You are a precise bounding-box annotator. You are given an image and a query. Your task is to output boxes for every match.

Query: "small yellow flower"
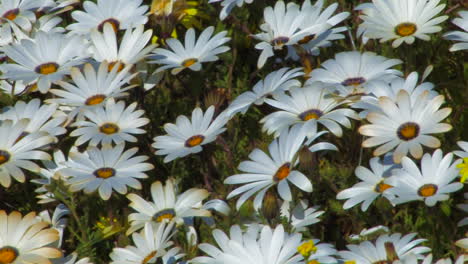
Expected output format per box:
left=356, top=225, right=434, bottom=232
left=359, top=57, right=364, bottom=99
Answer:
left=456, top=158, right=468, bottom=183
left=297, top=240, right=317, bottom=258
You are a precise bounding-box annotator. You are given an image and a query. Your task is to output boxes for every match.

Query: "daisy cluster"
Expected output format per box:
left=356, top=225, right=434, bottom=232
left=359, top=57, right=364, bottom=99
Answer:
left=0, top=0, right=466, bottom=263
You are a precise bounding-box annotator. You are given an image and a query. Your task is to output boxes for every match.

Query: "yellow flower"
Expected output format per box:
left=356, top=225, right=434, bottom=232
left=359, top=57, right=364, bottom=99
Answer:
left=456, top=158, right=468, bottom=183
left=297, top=240, right=317, bottom=258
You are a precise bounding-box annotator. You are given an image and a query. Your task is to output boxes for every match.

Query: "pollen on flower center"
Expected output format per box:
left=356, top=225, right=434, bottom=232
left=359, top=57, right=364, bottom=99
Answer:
left=0, top=246, right=19, bottom=264
left=35, top=62, right=59, bottom=75
left=374, top=181, right=393, bottom=193
left=185, top=135, right=205, bottom=148
left=153, top=209, right=175, bottom=222
left=344, top=261, right=356, bottom=264
left=308, top=260, right=320, bottom=264
left=397, top=122, right=420, bottom=141
left=299, top=109, right=323, bottom=121
left=85, top=94, right=106, bottom=106
left=297, top=240, right=317, bottom=258
left=98, top=18, right=120, bottom=32
left=395, top=23, right=417, bottom=37
left=274, top=163, right=291, bottom=181
left=342, top=77, right=366, bottom=86
left=417, top=184, right=438, bottom=197
left=99, top=123, right=120, bottom=135
left=272, top=36, right=290, bottom=48
left=108, top=61, right=125, bottom=72
left=298, top=34, right=316, bottom=45
left=93, top=167, right=116, bottom=179
left=2, top=8, right=19, bottom=20
left=182, top=58, right=198, bottom=68
left=142, top=250, right=158, bottom=264
left=0, top=150, right=11, bottom=166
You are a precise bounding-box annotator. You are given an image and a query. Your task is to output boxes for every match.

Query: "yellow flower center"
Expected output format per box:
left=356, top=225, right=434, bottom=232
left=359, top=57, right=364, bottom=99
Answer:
left=308, top=261, right=320, bottom=264
left=93, top=167, right=116, bottom=179
left=99, top=123, right=120, bottom=135
left=374, top=181, right=393, bottom=193
left=98, top=18, right=120, bottom=32
left=85, top=94, right=106, bottom=106
left=2, top=8, right=19, bottom=20
left=417, top=184, right=438, bottom=197
left=344, top=261, right=356, bottom=264
left=182, top=58, right=198, bottom=68
left=0, top=246, right=18, bottom=264
left=0, top=150, right=11, bottom=166
left=35, top=62, right=59, bottom=75
left=274, top=163, right=291, bottom=181
left=299, top=109, right=323, bottom=121
left=456, top=158, right=468, bottom=183
left=297, top=240, right=317, bottom=258
left=142, top=250, right=158, bottom=264
left=395, top=23, right=417, bottom=37
left=397, top=122, right=420, bottom=141
left=153, top=209, right=175, bottom=222
left=108, top=61, right=125, bottom=72
left=185, top=135, right=204, bottom=148
left=342, top=77, right=366, bottom=86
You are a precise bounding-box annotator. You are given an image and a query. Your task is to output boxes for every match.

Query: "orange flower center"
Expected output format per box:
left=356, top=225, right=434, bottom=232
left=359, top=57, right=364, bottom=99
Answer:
left=274, top=163, right=291, bottom=181
left=153, top=209, right=175, bottom=222
left=299, top=109, right=323, bottom=121
left=2, top=9, right=19, bottom=20
left=0, top=150, right=11, bottom=166
left=395, top=23, right=417, bottom=37
left=98, top=18, right=120, bottom=32
left=182, top=58, right=198, bottom=68
left=298, top=34, right=316, bottom=45
left=99, top=123, right=120, bottom=135
left=94, top=167, right=116, bottom=179
left=185, top=135, right=204, bottom=148
left=35, top=62, right=59, bottom=75
left=397, top=122, right=420, bottom=141
left=85, top=94, right=106, bottom=106
left=417, top=184, right=438, bottom=197
left=374, top=181, right=393, bottom=193
left=0, top=246, right=18, bottom=264
left=142, top=250, right=158, bottom=264
left=108, top=61, right=125, bottom=72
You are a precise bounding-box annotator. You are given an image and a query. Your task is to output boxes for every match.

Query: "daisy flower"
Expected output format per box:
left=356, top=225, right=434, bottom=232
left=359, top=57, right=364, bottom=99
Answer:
left=225, top=67, right=303, bottom=117
left=386, top=149, right=463, bottom=207
left=359, top=90, right=452, bottom=163
left=193, top=224, right=304, bottom=264
left=0, top=119, right=54, bottom=187
left=90, top=24, right=157, bottom=70
left=126, top=178, right=211, bottom=234
left=0, top=210, right=62, bottom=263
left=61, top=143, right=154, bottom=200
left=356, top=0, right=449, bottom=48
left=444, top=11, right=468, bottom=52
left=37, top=204, right=69, bottom=248
left=337, top=155, right=399, bottom=211
left=254, top=1, right=328, bottom=68
left=150, top=26, right=230, bottom=75
left=261, top=84, right=358, bottom=138
left=339, top=232, right=430, bottom=264
left=208, top=0, right=253, bottom=20
left=307, top=51, right=402, bottom=100
left=109, top=222, right=177, bottom=264
left=70, top=98, right=149, bottom=146
left=0, top=0, right=43, bottom=31
left=0, top=31, right=88, bottom=94
left=47, top=62, right=136, bottom=119
left=152, top=106, right=229, bottom=163
left=0, top=99, right=67, bottom=139
left=0, top=80, right=28, bottom=96
left=52, top=253, right=93, bottom=264
left=67, top=0, right=148, bottom=35
left=280, top=199, right=324, bottom=232
left=224, top=125, right=312, bottom=210
left=454, top=141, right=468, bottom=158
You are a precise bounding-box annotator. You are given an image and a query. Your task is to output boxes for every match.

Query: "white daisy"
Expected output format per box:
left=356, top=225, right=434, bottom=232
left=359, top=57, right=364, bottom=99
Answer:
left=359, top=90, right=452, bottom=163
left=280, top=199, right=324, bottom=232
left=444, top=11, right=468, bottom=52
left=0, top=31, right=88, bottom=94
left=70, top=98, right=149, bottom=146
left=67, top=0, right=148, bottom=35
left=0, top=0, right=42, bottom=31
left=61, top=143, right=154, bottom=200
left=225, top=67, right=303, bottom=117
left=150, top=26, right=230, bottom=75
left=0, top=210, right=62, bottom=264
left=0, top=119, right=54, bottom=187
left=37, top=204, right=69, bottom=248
left=339, top=232, right=430, bottom=264
left=193, top=224, right=303, bottom=264
left=0, top=99, right=67, bottom=139
left=152, top=106, right=229, bottom=163
left=47, top=62, right=136, bottom=119
left=224, top=125, right=312, bottom=210
left=356, top=0, right=449, bottom=47
left=126, top=178, right=211, bottom=234
left=261, top=84, right=358, bottom=138
left=90, top=24, right=157, bottom=70
left=208, top=0, right=253, bottom=20
left=109, top=222, right=177, bottom=264
left=386, top=149, right=463, bottom=207
left=307, top=51, right=402, bottom=100
left=454, top=141, right=468, bottom=158
left=254, top=0, right=329, bottom=68
left=336, top=155, right=399, bottom=211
